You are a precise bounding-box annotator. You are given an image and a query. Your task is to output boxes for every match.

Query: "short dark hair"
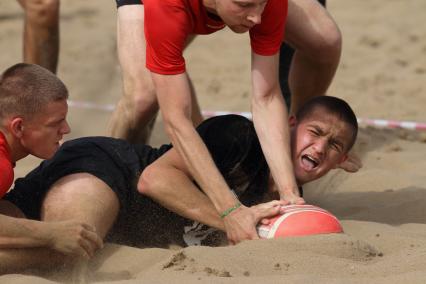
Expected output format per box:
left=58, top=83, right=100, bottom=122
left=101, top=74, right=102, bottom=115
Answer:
left=0, top=63, right=68, bottom=120
left=296, top=96, right=358, bottom=151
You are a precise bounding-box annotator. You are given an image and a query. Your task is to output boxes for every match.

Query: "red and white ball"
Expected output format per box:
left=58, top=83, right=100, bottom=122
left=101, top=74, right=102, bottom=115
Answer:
left=257, top=204, right=343, bottom=239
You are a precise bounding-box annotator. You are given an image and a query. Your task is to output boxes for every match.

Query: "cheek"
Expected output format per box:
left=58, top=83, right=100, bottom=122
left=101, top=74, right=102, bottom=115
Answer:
left=322, top=152, right=343, bottom=170
left=295, top=134, right=313, bottom=153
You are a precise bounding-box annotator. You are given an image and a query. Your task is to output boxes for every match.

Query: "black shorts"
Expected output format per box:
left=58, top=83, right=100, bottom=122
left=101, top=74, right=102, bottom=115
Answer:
left=4, top=137, right=216, bottom=247
left=115, top=0, right=143, bottom=8
left=4, top=137, right=170, bottom=220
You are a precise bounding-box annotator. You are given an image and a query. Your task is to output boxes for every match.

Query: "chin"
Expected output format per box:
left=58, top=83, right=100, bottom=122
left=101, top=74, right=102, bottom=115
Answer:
left=229, top=25, right=249, bottom=33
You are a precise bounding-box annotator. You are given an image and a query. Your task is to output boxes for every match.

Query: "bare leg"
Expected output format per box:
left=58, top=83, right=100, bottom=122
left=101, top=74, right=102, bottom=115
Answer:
left=109, top=6, right=203, bottom=143
left=0, top=173, right=119, bottom=277
left=285, top=0, right=342, bottom=114
left=17, top=0, right=60, bottom=73
left=109, top=5, right=158, bottom=144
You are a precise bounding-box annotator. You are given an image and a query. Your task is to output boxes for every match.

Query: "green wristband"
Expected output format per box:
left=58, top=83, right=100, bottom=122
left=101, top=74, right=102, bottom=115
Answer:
left=220, top=202, right=242, bottom=219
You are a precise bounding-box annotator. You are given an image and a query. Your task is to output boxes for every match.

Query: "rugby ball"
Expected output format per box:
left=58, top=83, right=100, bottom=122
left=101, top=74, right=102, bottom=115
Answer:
left=257, top=204, right=343, bottom=239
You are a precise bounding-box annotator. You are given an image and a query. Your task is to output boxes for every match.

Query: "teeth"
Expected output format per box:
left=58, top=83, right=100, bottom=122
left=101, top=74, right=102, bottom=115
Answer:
left=302, top=155, right=319, bottom=169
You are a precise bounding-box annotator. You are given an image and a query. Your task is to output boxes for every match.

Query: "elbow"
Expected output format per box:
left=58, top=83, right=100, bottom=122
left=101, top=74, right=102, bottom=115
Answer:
left=251, top=87, right=279, bottom=107
left=137, top=165, right=157, bottom=196
left=26, top=0, right=60, bottom=26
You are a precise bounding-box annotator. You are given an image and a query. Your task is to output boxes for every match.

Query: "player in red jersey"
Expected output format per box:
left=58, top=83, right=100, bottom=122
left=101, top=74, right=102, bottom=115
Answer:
left=110, top=0, right=342, bottom=244
left=0, top=63, right=102, bottom=259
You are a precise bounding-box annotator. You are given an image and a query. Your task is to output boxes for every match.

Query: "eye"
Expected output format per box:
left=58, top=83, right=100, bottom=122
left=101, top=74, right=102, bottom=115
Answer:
left=330, top=142, right=342, bottom=152
left=237, top=3, right=250, bottom=8
left=309, top=130, right=319, bottom=136
left=235, top=1, right=251, bottom=8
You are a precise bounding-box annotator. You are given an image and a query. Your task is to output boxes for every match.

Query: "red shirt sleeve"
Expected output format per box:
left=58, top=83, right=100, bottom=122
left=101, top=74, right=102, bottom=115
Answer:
left=0, top=152, right=14, bottom=198
left=250, top=0, right=287, bottom=56
left=144, top=0, right=191, bottom=75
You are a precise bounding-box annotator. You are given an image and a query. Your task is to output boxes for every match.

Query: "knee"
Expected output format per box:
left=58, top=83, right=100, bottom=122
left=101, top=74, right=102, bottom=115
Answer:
left=121, top=80, right=158, bottom=115
left=318, top=20, right=342, bottom=60
left=25, top=0, right=59, bottom=26
left=309, top=19, right=342, bottom=63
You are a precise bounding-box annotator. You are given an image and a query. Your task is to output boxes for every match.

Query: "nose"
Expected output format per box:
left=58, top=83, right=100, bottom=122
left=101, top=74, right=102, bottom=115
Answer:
left=247, top=13, right=261, bottom=25
left=247, top=5, right=263, bottom=25
left=313, top=138, right=327, bottom=156
left=61, top=120, right=71, bottom=134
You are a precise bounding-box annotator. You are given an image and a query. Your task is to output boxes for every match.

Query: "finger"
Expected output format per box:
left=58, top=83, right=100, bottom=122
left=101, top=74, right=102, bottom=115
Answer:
left=72, top=243, right=90, bottom=259
left=260, top=218, right=271, bottom=225
left=351, top=155, right=362, bottom=166
left=78, top=249, right=90, bottom=260
left=250, top=228, right=260, bottom=240
left=81, top=223, right=97, bottom=233
left=82, top=230, right=104, bottom=250
left=255, top=205, right=281, bottom=221
left=227, top=235, right=236, bottom=246
left=295, top=198, right=306, bottom=205
left=79, top=238, right=96, bottom=259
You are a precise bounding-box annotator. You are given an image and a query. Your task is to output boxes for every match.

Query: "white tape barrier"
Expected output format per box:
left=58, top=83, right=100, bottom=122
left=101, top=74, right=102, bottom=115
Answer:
left=67, top=100, right=426, bottom=131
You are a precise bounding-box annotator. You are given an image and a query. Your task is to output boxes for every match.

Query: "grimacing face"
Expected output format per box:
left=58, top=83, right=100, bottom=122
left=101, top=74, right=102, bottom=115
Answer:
left=20, top=99, right=71, bottom=159
left=215, top=0, right=267, bottom=33
left=290, top=110, right=353, bottom=185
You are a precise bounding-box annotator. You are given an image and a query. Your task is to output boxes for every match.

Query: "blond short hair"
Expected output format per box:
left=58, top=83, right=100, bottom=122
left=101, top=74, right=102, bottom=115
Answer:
left=0, top=63, right=68, bottom=120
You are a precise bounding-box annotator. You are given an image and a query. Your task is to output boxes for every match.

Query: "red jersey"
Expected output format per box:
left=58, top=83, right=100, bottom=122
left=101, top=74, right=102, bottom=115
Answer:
left=0, top=131, right=14, bottom=198
left=144, top=0, right=287, bottom=75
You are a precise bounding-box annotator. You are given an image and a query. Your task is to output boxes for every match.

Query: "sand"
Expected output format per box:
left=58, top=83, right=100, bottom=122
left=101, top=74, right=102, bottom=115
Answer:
left=1, top=0, right=426, bottom=283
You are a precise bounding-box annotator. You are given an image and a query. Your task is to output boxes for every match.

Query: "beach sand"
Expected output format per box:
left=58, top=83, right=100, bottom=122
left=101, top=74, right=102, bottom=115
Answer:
left=1, top=0, right=426, bottom=283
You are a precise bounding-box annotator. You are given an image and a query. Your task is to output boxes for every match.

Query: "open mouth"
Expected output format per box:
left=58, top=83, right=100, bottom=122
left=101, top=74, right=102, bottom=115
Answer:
left=301, top=154, right=319, bottom=171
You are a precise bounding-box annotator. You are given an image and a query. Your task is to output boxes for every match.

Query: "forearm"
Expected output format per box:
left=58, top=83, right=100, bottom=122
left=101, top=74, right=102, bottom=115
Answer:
left=252, top=93, right=298, bottom=195
left=152, top=73, right=239, bottom=213
left=251, top=53, right=299, bottom=198
left=0, top=214, right=52, bottom=249
left=139, top=164, right=225, bottom=231
left=165, top=119, right=238, bottom=212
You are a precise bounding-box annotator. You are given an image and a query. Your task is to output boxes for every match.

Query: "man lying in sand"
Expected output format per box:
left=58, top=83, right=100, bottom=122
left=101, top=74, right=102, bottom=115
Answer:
left=0, top=63, right=103, bottom=261
left=0, top=96, right=357, bottom=273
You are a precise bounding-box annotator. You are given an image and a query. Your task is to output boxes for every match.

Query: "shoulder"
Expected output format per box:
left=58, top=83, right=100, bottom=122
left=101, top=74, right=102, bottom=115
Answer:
left=197, top=115, right=253, bottom=135
left=0, top=152, right=14, bottom=198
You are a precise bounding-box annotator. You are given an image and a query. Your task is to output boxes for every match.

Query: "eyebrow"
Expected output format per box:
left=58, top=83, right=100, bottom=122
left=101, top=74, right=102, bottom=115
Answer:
left=311, top=125, right=345, bottom=151
left=312, top=125, right=324, bottom=135
left=233, top=0, right=267, bottom=5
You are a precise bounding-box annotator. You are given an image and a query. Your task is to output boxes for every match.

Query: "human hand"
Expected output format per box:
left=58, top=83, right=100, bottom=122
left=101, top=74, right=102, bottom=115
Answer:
left=279, top=190, right=305, bottom=205
left=338, top=152, right=362, bottom=173
left=46, top=220, right=103, bottom=259
left=223, top=200, right=285, bottom=245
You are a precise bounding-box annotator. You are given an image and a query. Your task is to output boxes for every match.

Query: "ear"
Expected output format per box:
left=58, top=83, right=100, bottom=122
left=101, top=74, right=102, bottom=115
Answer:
left=9, top=117, right=25, bottom=138
left=288, top=115, right=297, bottom=127
left=333, top=154, right=348, bottom=169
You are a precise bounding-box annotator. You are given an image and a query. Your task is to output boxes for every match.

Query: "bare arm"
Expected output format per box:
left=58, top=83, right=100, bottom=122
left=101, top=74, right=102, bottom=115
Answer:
left=251, top=52, right=304, bottom=204
left=138, top=149, right=283, bottom=235
left=151, top=72, right=237, bottom=212
left=138, top=149, right=225, bottom=231
left=0, top=200, right=102, bottom=258
left=150, top=72, right=278, bottom=243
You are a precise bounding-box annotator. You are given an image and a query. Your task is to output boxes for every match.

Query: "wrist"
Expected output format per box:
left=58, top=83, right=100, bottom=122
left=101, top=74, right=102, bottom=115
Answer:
left=214, top=188, right=240, bottom=213
left=39, top=222, right=55, bottom=248
left=220, top=202, right=242, bottom=219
